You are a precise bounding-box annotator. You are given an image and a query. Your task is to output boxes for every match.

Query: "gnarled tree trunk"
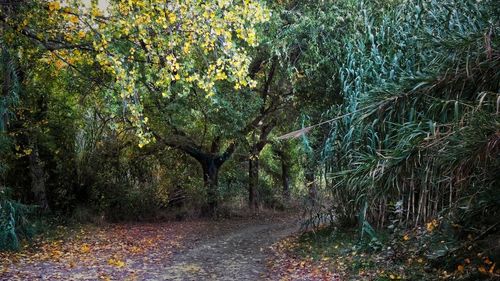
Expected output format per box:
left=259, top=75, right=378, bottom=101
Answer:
left=201, top=157, right=220, bottom=216
left=153, top=132, right=237, bottom=217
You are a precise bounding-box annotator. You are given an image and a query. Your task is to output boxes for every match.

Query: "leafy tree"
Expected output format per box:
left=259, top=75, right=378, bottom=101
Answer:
left=2, top=0, right=273, bottom=214
left=268, top=0, right=347, bottom=207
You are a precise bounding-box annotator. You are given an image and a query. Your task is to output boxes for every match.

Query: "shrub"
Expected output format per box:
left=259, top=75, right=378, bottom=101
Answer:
left=0, top=188, right=35, bottom=251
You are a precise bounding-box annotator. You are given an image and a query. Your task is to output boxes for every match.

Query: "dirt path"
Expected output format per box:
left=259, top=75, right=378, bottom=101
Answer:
left=161, top=216, right=300, bottom=281
left=0, top=213, right=300, bottom=281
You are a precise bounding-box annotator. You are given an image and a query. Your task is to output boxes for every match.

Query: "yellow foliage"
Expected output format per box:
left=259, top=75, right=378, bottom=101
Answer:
left=80, top=244, right=90, bottom=253
left=48, top=1, right=60, bottom=12
left=7, top=0, right=269, bottom=146
left=107, top=258, right=125, bottom=268
left=64, top=14, right=79, bottom=24
left=426, top=219, right=439, bottom=232
left=478, top=265, right=487, bottom=274
left=54, top=60, right=65, bottom=70
left=489, top=263, right=496, bottom=273
left=168, top=13, right=177, bottom=24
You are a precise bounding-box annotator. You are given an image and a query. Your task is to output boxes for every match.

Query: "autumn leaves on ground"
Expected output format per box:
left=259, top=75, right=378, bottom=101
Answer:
left=2, top=212, right=500, bottom=281
left=1, top=212, right=320, bottom=281
left=1, top=221, right=190, bottom=280
left=0, top=212, right=351, bottom=281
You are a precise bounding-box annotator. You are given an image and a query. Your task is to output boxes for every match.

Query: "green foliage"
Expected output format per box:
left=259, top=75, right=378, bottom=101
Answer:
left=0, top=188, right=35, bottom=251
left=0, top=43, right=19, bottom=175
left=275, top=4, right=499, bottom=276
left=290, top=226, right=432, bottom=280
left=316, top=0, right=499, bottom=230
left=0, top=42, right=36, bottom=251
left=0, top=45, right=20, bottom=132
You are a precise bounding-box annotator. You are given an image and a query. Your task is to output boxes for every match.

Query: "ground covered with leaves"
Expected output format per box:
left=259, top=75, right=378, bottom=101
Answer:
left=266, top=224, right=500, bottom=281
left=0, top=212, right=299, bottom=281
left=0, top=222, right=199, bottom=280
left=2, top=213, right=499, bottom=281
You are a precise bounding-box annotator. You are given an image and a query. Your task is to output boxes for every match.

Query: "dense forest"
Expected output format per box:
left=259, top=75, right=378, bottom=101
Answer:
left=0, top=0, right=499, bottom=280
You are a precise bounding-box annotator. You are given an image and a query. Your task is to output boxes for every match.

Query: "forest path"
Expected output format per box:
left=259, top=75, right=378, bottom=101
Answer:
left=0, top=211, right=301, bottom=281
left=161, top=214, right=300, bottom=281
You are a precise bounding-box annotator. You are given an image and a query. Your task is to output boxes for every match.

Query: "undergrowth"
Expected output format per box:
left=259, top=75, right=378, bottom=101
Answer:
left=289, top=223, right=500, bottom=280
left=0, top=188, right=35, bottom=251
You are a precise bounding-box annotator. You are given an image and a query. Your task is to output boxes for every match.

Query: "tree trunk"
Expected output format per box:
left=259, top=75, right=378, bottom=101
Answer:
left=247, top=123, right=273, bottom=209
left=281, top=157, right=291, bottom=200
left=248, top=153, right=259, bottom=209
left=305, top=168, right=317, bottom=206
left=201, top=157, right=219, bottom=216
left=28, top=140, right=49, bottom=212
left=275, top=146, right=292, bottom=201
left=153, top=132, right=237, bottom=217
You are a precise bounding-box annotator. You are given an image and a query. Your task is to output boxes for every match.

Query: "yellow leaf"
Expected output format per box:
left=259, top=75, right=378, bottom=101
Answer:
left=51, top=250, right=62, bottom=258
left=489, top=263, right=496, bottom=273
left=426, top=222, right=434, bottom=232
left=78, top=31, right=86, bottom=39
left=168, top=13, right=176, bottom=24
left=69, top=15, right=79, bottom=24
left=426, top=219, right=439, bottom=232
left=130, top=246, right=142, bottom=254
left=478, top=265, right=487, bottom=274
left=403, top=234, right=410, bottom=241
left=457, top=264, right=464, bottom=273
left=48, top=1, right=60, bottom=12
left=91, top=8, right=103, bottom=17
left=80, top=244, right=90, bottom=253
left=108, top=258, right=125, bottom=268
left=55, top=60, right=65, bottom=70
left=182, top=43, right=191, bottom=54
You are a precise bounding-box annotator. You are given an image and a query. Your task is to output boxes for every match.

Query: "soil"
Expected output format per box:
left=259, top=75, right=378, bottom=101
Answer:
left=0, top=211, right=300, bottom=281
left=161, top=214, right=300, bottom=280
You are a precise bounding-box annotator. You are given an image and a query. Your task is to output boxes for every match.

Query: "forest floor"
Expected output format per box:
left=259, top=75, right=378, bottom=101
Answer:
left=0, top=211, right=303, bottom=281
left=3, top=212, right=495, bottom=280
